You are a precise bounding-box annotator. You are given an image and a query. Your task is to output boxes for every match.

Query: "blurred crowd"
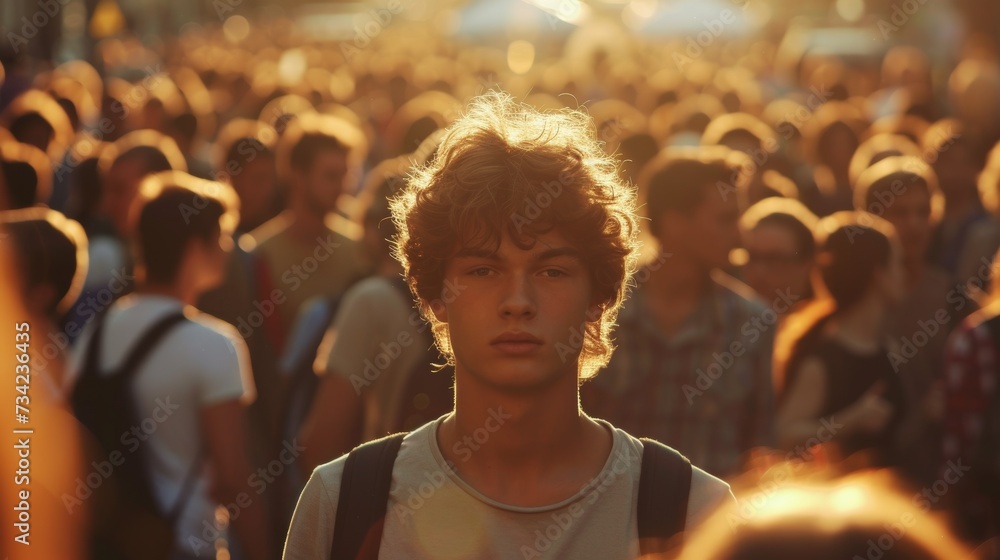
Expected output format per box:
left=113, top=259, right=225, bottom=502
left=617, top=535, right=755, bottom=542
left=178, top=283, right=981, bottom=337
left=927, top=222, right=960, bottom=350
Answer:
left=4, top=4, right=1000, bottom=559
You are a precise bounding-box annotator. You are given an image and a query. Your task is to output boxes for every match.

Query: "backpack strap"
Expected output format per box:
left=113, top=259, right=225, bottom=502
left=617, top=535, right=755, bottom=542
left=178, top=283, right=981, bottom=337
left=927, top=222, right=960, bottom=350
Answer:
left=79, top=310, right=195, bottom=519
left=330, top=432, right=407, bottom=560
left=637, top=438, right=692, bottom=556
left=109, top=312, right=189, bottom=379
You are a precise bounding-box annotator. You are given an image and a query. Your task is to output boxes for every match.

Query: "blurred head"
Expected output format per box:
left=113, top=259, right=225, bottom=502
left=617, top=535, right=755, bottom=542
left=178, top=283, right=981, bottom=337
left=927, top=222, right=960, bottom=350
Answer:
left=678, top=468, right=973, bottom=560
left=803, top=102, right=866, bottom=176
left=814, top=211, right=905, bottom=310
left=854, top=156, right=941, bottom=265
left=128, top=171, right=238, bottom=294
left=642, top=147, right=747, bottom=271
left=0, top=141, right=52, bottom=209
left=357, top=156, right=409, bottom=264
left=739, top=198, right=818, bottom=302
left=98, top=130, right=187, bottom=235
left=0, top=208, right=88, bottom=319
left=213, top=119, right=279, bottom=232
left=0, top=90, right=73, bottom=161
left=923, top=119, right=978, bottom=200
left=390, top=91, right=640, bottom=382
left=277, top=115, right=365, bottom=216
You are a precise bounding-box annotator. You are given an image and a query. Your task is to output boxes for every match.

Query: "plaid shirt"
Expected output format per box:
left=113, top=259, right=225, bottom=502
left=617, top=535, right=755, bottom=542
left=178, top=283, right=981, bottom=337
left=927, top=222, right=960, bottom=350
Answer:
left=942, top=312, right=1000, bottom=534
left=584, top=272, right=776, bottom=478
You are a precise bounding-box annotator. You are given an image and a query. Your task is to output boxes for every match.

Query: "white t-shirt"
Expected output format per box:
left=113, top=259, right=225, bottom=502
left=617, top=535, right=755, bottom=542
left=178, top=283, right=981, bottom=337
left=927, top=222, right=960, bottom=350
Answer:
left=66, top=294, right=256, bottom=558
left=282, top=415, right=734, bottom=560
left=318, top=276, right=426, bottom=440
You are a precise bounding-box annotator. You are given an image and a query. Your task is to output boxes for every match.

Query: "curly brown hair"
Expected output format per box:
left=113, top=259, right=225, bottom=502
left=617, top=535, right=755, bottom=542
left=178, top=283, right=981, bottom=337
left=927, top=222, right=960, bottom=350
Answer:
left=390, top=91, right=641, bottom=379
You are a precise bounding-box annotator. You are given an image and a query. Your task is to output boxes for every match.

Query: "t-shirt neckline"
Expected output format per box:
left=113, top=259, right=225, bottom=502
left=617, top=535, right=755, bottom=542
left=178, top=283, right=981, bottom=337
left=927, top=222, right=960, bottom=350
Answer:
left=421, top=414, right=625, bottom=514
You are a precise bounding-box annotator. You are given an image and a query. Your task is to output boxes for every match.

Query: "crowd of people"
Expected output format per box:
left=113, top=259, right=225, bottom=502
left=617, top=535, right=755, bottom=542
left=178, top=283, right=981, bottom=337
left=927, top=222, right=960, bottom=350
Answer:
left=3, top=7, right=1000, bottom=559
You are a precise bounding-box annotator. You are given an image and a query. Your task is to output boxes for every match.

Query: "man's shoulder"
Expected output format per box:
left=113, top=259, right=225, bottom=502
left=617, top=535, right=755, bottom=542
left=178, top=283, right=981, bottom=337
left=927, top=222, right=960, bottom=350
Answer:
left=710, top=270, right=768, bottom=314
left=615, top=427, right=735, bottom=526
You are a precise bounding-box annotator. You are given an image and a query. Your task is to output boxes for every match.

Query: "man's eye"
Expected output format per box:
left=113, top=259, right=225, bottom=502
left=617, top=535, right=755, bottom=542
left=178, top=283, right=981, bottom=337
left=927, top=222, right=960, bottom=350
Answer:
left=542, top=269, right=567, bottom=277
left=469, top=267, right=494, bottom=277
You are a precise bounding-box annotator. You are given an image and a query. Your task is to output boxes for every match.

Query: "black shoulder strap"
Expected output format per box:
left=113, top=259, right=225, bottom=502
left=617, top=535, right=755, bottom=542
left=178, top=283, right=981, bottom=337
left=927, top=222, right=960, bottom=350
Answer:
left=330, top=432, right=407, bottom=560
left=637, top=438, right=692, bottom=556
left=112, top=312, right=188, bottom=378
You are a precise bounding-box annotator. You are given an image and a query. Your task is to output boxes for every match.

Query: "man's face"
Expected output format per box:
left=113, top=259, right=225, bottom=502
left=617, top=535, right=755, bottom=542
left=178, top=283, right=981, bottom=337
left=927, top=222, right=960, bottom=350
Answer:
left=434, top=229, right=600, bottom=393
left=232, top=155, right=277, bottom=231
left=297, top=150, right=348, bottom=215
left=102, top=158, right=150, bottom=235
left=741, top=223, right=812, bottom=301
left=880, top=187, right=932, bottom=263
left=660, top=184, right=741, bottom=270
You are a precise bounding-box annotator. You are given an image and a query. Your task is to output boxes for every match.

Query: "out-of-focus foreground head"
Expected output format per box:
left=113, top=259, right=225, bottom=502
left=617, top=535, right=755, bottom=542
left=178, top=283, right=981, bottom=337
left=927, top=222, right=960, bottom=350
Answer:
left=677, top=468, right=974, bottom=560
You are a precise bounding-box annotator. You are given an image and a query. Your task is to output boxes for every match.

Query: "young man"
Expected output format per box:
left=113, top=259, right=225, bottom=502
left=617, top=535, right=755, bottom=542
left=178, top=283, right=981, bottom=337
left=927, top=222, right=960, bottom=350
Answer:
left=581, top=148, right=776, bottom=479
left=246, top=115, right=370, bottom=436
left=66, top=171, right=271, bottom=560
left=283, top=93, right=733, bottom=559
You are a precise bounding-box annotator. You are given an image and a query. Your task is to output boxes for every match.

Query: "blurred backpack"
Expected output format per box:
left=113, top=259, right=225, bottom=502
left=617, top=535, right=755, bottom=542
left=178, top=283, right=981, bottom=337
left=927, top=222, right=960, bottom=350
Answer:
left=70, top=311, right=201, bottom=560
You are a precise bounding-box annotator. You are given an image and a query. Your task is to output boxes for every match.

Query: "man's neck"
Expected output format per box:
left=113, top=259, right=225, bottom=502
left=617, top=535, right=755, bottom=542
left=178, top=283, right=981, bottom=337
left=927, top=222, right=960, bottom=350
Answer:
left=648, top=252, right=710, bottom=303
left=437, top=368, right=612, bottom=507
left=287, top=197, right=330, bottom=245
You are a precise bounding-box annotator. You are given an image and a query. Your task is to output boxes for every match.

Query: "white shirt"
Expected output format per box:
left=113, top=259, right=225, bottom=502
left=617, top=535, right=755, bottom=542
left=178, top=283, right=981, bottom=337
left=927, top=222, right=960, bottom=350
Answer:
left=66, top=294, right=255, bottom=558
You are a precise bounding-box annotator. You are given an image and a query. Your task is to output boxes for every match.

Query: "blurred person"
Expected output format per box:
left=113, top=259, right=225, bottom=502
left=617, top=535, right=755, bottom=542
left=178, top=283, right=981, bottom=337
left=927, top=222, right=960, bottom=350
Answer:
left=924, top=119, right=1000, bottom=293
left=738, top=197, right=818, bottom=305
left=676, top=467, right=974, bottom=560
left=848, top=132, right=923, bottom=189
left=1, top=140, right=52, bottom=209
left=244, top=115, right=370, bottom=446
left=800, top=102, right=868, bottom=216
left=65, top=171, right=272, bottom=560
left=939, top=245, right=1000, bottom=557
left=297, top=156, right=422, bottom=471
left=284, top=92, right=734, bottom=560
left=0, top=218, right=87, bottom=560
left=196, top=119, right=280, bottom=323
left=64, top=130, right=187, bottom=343
left=97, top=129, right=187, bottom=239
left=0, top=207, right=88, bottom=393
left=211, top=119, right=281, bottom=234
left=581, top=148, right=776, bottom=479
left=774, top=212, right=910, bottom=469
left=246, top=114, right=370, bottom=352
left=854, top=156, right=968, bottom=485
left=0, top=89, right=74, bottom=163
